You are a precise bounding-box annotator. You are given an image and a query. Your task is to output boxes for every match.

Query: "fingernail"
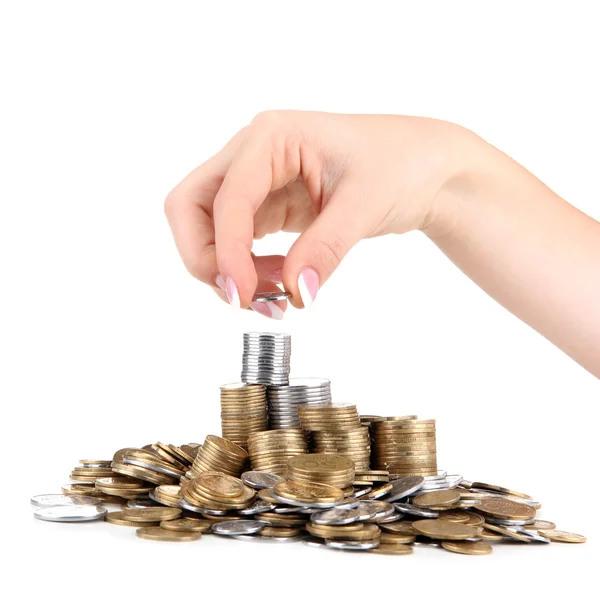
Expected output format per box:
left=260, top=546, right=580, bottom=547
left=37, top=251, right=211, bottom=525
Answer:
left=297, top=267, right=319, bottom=308
left=225, top=276, right=240, bottom=309
left=268, top=268, right=283, bottom=284
left=215, top=274, right=226, bottom=291
left=250, top=302, right=284, bottom=320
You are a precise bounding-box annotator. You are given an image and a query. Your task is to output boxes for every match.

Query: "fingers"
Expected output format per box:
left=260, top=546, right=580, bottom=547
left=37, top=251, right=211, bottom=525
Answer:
left=213, top=119, right=302, bottom=308
left=283, top=181, right=368, bottom=308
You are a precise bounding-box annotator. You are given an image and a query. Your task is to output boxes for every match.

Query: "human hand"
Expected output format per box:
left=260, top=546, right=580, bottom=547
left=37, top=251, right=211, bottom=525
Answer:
left=165, top=110, right=466, bottom=318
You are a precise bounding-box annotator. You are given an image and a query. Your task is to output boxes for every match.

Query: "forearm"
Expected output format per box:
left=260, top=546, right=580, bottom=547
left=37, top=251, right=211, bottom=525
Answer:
left=425, top=129, right=600, bottom=377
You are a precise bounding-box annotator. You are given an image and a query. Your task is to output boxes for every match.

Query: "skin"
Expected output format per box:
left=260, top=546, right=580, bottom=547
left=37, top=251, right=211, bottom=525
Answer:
left=164, top=110, right=600, bottom=378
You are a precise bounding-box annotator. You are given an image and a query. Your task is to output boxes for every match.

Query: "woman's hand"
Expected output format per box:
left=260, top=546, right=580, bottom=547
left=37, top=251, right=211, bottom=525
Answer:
left=164, top=111, right=466, bottom=318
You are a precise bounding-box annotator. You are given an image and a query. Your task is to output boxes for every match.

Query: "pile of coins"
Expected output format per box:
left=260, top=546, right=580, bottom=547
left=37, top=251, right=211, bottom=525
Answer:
left=188, top=435, right=248, bottom=479
left=247, top=429, right=308, bottom=475
left=241, top=332, right=291, bottom=385
left=371, top=417, right=438, bottom=476
left=267, top=378, right=331, bottom=429
left=220, top=383, right=268, bottom=449
left=32, top=332, right=586, bottom=555
left=286, top=454, right=355, bottom=489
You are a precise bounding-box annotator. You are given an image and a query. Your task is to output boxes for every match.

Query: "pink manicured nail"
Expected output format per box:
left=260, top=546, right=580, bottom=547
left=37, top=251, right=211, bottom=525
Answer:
left=250, top=302, right=284, bottom=320
left=225, top=276, right=240, bottom=309
left=297, top=267, right=319, bottom=308
left=215, top=274, right=226, bottom=291
left=268, top=268, right=283, bottom=284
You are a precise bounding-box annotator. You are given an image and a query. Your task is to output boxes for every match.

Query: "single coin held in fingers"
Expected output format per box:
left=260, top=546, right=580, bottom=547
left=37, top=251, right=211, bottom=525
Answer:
left=252, top=291, right=291, bottom=303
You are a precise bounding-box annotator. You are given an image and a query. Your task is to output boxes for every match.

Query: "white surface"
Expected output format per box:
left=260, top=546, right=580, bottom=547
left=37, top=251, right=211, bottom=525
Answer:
left=1, top=1, right=597, bottom=597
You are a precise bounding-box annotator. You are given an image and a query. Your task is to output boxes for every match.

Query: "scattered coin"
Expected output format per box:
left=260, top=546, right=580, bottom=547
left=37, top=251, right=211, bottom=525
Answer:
left=211, top=520, right=266, bottom=536
left=135, top=526, right=202, bottom=542
left=441, top=541, right=493, bottom=555
left=31, top=494, right=102, bottom=507
left=34, top=505, right=107, bottom=522
left=326, top=539, right=380, bottom=551
left=412, top=519, right=481, bottom=540
left=538, top=530, right=586, bottom=543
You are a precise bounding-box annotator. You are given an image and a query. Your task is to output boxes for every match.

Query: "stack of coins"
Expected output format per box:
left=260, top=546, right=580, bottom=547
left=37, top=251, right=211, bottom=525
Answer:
left=241, top=332, right=291, bottom=385
left=182, top=472, right=256, bottom=511
left=371, top=417, right=437, bottom=476
left=152, top=485, right=182, bottom=507
left=298, top=403, right=361, bottom=432
left=247, top=429, right=308, bottom=475
left=189, top=435, right=248, bottom=478
left=220, top=383, right=268, bottom=449
left=267, top=378, right=332, bottom=429
left=311, top=426, right=371, bottom=469
left=95, top=476, right=153, bottom=500
left=70, top=459, right=114, bottom=483
left=112, top=447, right=185, bottom=485
left=286, top=454, right=355, bottom=488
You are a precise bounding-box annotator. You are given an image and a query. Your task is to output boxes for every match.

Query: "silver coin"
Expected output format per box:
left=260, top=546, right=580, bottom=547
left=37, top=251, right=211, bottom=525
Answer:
left=241, top=471, right=285, bottom=489
left=252, top=291, right=291, bottom=303
left=179, top=498, right=205, bottom=513
left=336, top=497, right=360, bottom=509
left=464, top=537, right=483, bottom=542
left=394, top=502, right=439, bottom=518
left=212, top=520, right=266, bottom=536
left=311, top=508, right=361, bottom=525
left=34, top=505, right=107, bottom=522
left=518, top=530, right=550, bottom=543
left=373, top=512, right=402, bottom=523
left=270, top=489, right=342, bottom=509
left=325, top=539, right=380, bottom=551
left=233, top=534, right=304, bottom=543
left=386, top=476, right=425, bottom=502
left=445, top=475, right=464, bottom=488
left=275, top=505, right=312, bottom=514
left=299, top=507, right=323, bottom=514
left=31, top=494, right=102, bottom=508
left=302, top=536, right=327, bottom=548
left=356, top=501, right=394, bottom=521
left=364, top=486, right=392, bottom=500
left=238, top=500, right=277, bottom=515
left=353, top=487, right=372, bottom=498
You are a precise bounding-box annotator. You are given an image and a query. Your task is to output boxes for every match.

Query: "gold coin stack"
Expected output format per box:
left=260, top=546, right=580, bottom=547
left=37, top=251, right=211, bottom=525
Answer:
left=220, top=383, right=268, bottom=450
left=286, top=454, right=355, bottom=488
left=189, top=435, right=248, bottom=478
left=152, top=485, right=182, bottom=507
left=311, top=426, right=371, bottom=469
left=298, top=403, right=368, bottom=468
left=371, top=417, right=437, bottom=476
left=70, top=459, right=114, bottom=482
left=95, top=476, right=153, bottom=500
left=182, top=472, right=255, bottom=511
left=247, top=429, right=308, bottom=475
left=112, top=447, right=186, bottom=485
left=298, top=403, right=361, bottom=432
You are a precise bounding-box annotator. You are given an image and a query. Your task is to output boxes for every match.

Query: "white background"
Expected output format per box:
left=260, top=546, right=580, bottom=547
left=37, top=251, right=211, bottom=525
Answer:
left=1, top=1, right=597, bottom=597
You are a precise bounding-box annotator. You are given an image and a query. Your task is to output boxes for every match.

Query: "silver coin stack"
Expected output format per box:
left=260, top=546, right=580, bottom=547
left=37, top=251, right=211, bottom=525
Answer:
left=267, top=377, right=332, bottom=429
left=241, top=332, right=291, bottom=386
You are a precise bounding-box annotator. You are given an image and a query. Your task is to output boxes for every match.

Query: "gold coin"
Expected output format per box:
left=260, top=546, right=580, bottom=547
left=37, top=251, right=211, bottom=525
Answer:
left=135, top=526, right=202, bottom=542
left=120, top=507, right=181, bottom=522
left=438, top=510, right=470, bottom=523
left=476, top=498, right=536, bottom=521
left=379, top=532, right=416, bottom=544
left=538, top=530, right=586, bottom=543
left=412, top=519, right=481, bottom=540
left=463, top=513, right=485, bottom=526
left=470, top=482, right=532, bottom=499
left=306, top=521, right=364, bottom=536
left=287, top=454, right=354, bottom=473
left=257, top=488, right=279, bottom=503
left=479, top=529, right=503, bottom=541
left=482, top=523, right=531, bottom=542
left=369, top=544, right=413, bottom=555
left=379, top=521, right=417, bottom=535
left=258, top=514, right=308, bottom=527
left=412, top=490, right=460, bottom=507
left=260, top=526, right=302, bottom=537
left=106, top=511, right=156, bottom=527
left=359, top=483, right=393, bottom=500
left=274, top=481, right=344, bottom=505
left=441, top=541, right=493, bottom=555
left=205, top=435, right=248, bottom=459
left=112, top=463, right=175, bottom=486
left=95, top=477, right=145, bottom=490
left=160, top=518, right=213, bottom=532
left=524, top=520, right=556, bottom=531
left=193, top=473, right=245, bottom=498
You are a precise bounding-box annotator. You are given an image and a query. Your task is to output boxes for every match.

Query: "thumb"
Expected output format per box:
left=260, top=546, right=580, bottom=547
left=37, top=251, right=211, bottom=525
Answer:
left=283, top=187, right=367, bottom=308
